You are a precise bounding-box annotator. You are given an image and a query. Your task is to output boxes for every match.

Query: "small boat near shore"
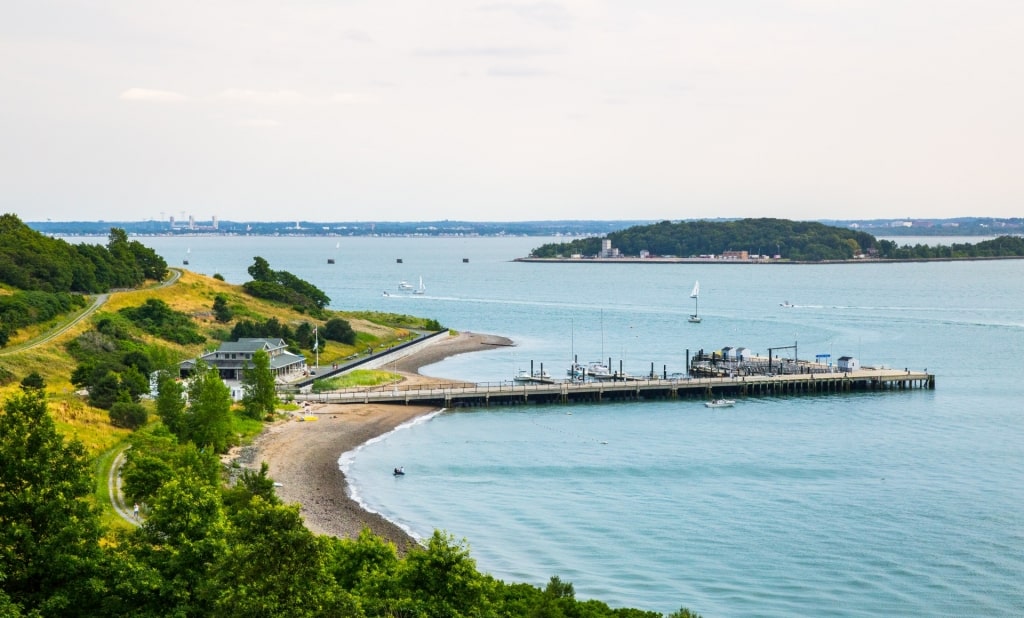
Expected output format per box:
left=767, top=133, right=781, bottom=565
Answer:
left=704, top=399, right=735, bottom=408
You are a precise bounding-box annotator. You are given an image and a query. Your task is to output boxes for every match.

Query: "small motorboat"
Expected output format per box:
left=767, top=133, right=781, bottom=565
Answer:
left=393, top=467, right=405, bottom=476
left=704, top=399, right=735, bottom=408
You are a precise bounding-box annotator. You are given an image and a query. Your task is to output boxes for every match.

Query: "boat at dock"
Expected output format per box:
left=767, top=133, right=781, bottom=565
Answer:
left=514, top=369, right=554, bottom=384
left=704, top=398, right=735, bottom=408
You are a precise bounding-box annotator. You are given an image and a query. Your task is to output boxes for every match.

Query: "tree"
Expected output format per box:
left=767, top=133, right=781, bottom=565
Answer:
left=205, top=498, right=351, bottom=617
left=398, top=531, right=489, bottom=616
left=323, top=317, right=356, bottom=345
left=19, top=371, right=45, bottom=391
left=241, top=349, right=277, bottom=420
left=155, top=370, right=186, bottom=439
left=212, top=294, right=233, bottom=323
left=0, top=390, right=106, bottom=615
left=129, top=475, right=228, bottom=616
left=109, top=398, right=149, bottom=429
left=185, top=361, right=233, bottom=453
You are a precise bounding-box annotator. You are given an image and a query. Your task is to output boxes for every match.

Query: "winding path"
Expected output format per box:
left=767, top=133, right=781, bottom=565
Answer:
left=0, top=268, right=181, bottom=357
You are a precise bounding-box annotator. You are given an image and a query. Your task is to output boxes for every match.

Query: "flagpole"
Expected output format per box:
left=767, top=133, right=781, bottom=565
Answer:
left=313, top=326, right=319, bottom=368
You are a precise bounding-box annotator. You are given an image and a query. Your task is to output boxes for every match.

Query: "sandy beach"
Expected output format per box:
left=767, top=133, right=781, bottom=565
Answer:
left=240, top=331, right=512, bottom=551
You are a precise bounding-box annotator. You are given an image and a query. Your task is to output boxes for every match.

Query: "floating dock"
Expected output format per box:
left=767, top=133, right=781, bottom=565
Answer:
left=295, top=367, right=934, bottom=408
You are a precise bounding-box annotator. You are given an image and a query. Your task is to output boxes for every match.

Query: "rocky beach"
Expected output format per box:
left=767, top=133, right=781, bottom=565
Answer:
left=240, top=332, right=512, bottom=551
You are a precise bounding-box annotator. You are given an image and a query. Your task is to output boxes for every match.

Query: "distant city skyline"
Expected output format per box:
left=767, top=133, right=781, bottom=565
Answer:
left=3, top=2, right=1022, bottom=222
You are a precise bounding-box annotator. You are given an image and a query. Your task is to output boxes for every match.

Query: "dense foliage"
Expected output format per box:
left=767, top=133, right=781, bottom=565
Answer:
left=243, top=256, right=331, bottom=314
left=0, top=213, right=167, bottom=293
left=529, top=219, right=879, bottom=261
left=66, top=313, right=176, bottom=409
left=528, top=218, right=1024, bottom=262
left=323, top=317, right=357, bottom=345
left=119, top=298, right=206, bottom=345
left=230, top=316, right=315, bottom=350
left=0, top=389, right=703, bottom=617
left=877, top=235, right=1024, bottom=259
left=0, top=290, right=86, bottom=347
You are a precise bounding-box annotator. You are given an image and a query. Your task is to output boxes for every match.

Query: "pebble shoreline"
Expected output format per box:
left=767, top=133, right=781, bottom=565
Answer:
left=240, top=332, right=512, bottom=551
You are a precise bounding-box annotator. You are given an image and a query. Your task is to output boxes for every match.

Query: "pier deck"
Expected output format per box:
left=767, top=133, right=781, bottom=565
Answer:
left=292, top=367, right=934, bottom=408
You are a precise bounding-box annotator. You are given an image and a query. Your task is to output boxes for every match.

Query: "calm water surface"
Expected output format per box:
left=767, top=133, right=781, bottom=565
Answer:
left=139, top=236, right=1024, bottom=616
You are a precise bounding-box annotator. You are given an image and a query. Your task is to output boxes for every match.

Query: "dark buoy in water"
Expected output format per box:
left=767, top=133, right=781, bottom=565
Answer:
left=463, top=258, right=469, bottom=263
left=396, top=258, right=403, bottom=263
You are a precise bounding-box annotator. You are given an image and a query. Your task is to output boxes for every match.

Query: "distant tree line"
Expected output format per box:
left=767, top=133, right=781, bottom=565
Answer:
left=529, top=219, right=880, bottom=261
left=528, top=218, right=1024, bottom=262
left=877, top=235, right=1024, bottom=259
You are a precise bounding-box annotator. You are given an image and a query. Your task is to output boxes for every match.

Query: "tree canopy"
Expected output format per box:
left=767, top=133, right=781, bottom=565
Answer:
left=527, top=217, right=1024, bottom=262
left=0, top=213, right=167, bottom=293
left=243, top=256, right=330, bottom=313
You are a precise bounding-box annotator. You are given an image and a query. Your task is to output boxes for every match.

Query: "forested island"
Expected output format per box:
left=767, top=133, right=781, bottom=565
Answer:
left=524, top=218, right=1024, bottom=262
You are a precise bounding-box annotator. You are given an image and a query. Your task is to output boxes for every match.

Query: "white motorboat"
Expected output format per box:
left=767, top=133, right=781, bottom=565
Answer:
left=398, top=280, right=414, bottom=291
left=514, top=369, right=554, bottom=384
left=704, top=399, right=735, bottom=408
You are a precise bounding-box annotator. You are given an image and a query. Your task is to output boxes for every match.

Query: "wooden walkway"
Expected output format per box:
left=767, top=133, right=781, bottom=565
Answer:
left=293, top=368, right=934, bottom=408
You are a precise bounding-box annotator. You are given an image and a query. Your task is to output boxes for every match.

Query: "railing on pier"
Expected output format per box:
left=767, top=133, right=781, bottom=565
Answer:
left=290, top=368, right=935, bottom=408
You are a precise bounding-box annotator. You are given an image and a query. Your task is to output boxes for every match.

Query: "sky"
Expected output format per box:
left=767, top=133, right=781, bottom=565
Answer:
left=2, top=1, right=1022, bottom=223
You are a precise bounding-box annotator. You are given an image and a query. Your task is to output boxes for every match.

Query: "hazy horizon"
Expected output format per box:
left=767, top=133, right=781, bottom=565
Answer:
left=4, top=2, right=1022, bottom=223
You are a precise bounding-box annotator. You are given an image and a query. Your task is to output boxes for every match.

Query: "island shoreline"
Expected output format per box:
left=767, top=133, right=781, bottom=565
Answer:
left=238, top=331, right=513, bottom=552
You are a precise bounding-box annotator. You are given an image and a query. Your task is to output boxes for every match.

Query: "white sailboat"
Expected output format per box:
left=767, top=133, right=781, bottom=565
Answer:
left=414, top=276, right=425, bottom=294
left=688, top=280, right=702, bottom=323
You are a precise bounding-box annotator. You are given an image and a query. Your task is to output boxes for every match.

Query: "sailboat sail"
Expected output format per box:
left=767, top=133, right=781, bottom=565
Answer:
left=688, top=280, right=702, bottom=323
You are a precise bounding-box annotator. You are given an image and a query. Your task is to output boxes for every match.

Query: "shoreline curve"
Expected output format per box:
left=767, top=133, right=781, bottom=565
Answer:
left=239, top=331, right=513, bottom=552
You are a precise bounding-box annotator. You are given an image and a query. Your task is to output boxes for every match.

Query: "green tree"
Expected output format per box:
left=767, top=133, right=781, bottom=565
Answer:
left=212, top=293, right=233, bottom=323
left=109, top=398, right=149, bottom=430
left=398, top=531, right=489, bottom=617
left=129, top=475, right=228, bottom=616
left=19, top=371, right=45, bottom=391
left=185, top=360, right=233, bottom=453
left=0, top=390, right=106, bottom=615
left=155, top=370, right=186, bottom=439
left=323, top=317, right=356, bottom=345
left=241, top=349, right=277, bottom=420
left=206, top=497, right=354, bottom=617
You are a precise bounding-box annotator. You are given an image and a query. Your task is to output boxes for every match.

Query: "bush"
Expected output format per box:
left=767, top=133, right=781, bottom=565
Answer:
left=109, top=400, right=149, bottom=429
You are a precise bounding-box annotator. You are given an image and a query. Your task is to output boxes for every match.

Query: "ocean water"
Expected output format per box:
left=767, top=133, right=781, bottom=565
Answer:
left=137, top=235, right=1024, bottom=616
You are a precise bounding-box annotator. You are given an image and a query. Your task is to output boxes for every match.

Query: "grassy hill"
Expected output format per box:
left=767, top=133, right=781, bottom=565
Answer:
left=0, top=268, right=433, bottom=454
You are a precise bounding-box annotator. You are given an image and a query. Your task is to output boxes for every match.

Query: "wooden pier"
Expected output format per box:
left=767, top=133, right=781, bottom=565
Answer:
left=293, top=367, right=934, bottom=408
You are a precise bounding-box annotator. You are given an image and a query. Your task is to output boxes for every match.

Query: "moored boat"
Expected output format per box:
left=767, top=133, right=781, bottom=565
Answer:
left=704, top=399, right=735, bottom=408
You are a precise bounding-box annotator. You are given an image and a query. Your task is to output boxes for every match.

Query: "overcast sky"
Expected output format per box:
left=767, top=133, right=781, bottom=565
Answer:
left=2, top=1, right=1022, bottom=223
